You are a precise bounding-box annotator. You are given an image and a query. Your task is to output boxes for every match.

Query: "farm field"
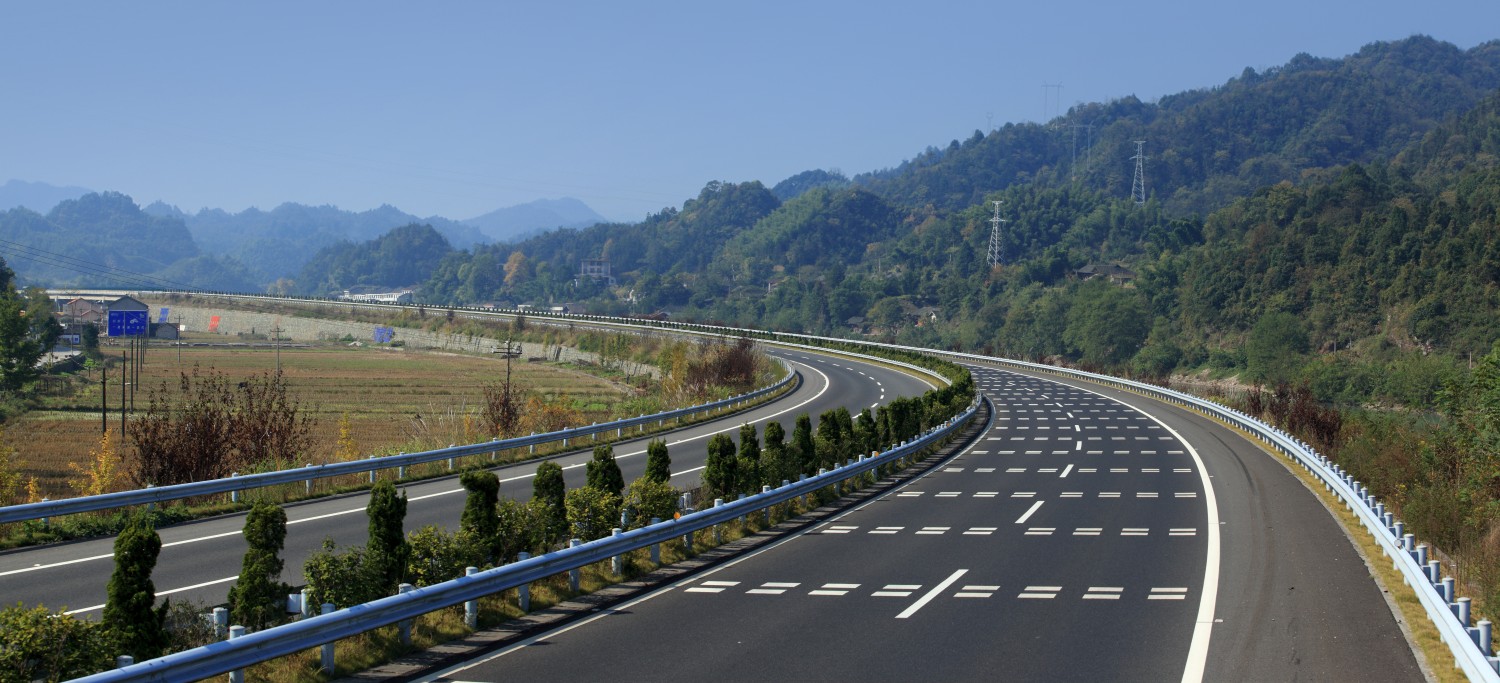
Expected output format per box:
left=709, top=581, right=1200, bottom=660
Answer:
left=6, top=336, right=639, bottom=499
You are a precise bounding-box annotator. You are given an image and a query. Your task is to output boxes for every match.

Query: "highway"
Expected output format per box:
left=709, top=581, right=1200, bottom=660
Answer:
left=0, top=347, right=934, bottom=616
left=424, top=365, right=1424, bottom=683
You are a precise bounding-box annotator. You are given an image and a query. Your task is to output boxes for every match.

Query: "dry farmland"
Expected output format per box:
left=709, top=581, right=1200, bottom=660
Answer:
left=5, top=338, right=636, bottom=499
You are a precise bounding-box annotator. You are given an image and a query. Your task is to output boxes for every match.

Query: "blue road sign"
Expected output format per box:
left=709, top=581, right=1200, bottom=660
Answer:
left=158, top=307, right=170, bottom=324
left=107, top=310, right=149, bottom=337
left=373, top=326, right=395, bottom=343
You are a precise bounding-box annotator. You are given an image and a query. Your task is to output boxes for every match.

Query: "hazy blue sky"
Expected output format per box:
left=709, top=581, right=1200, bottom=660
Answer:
left=2, top=1, right=1496, bottom=222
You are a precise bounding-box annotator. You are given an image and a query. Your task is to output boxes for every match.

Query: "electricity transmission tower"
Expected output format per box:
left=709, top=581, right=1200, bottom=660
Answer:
left=1130, top=140, right=1148, bottom=206
left=987, top=201, right=1007, bottom=267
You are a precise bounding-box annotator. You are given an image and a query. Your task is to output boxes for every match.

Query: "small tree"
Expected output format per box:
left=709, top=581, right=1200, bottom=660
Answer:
left=623, top=477, right=679, bottom=529
left=585, top=444, right=625, bottom=499
left=68, top=427, right=122, bottom=497
left=703, top=433, right=738, bottom=500
left=334, top=412, right=360, bottom=461
left=302, top=539, right=368, bottom=608
left=791, top=414, right=816, bottom=476
left=227, top=502, right=290, bottom=630
left=365, top=481, right=409, bottom=596
left=532, top=461, right=567, bottom=547
left=815, top=409, right=844, bottom=470
left=459, top=470, right=500, bottom=560
left=0, top=605, right=110, bottom=681
left=81, top=322, right=101, bottom=360
left=736, top=423, right=761, bottom=495
left=496, top=498, right=539, bottom=562
left=762, top=421, right=790, bottom=487
left=644, top=438, right=671, bottom=483
left=103, top=514, right=169, bottom=661
left=565, top=486, right=621, bottom=542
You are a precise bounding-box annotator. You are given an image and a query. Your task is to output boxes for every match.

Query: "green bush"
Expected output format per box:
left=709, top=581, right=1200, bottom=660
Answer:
left=0, top=604, right=111, bottom=682
left=405, top=525, right=482, bottom=587
left=564, top=486, right=621, bottom=541
left=623, top=477, right=679, bottom=528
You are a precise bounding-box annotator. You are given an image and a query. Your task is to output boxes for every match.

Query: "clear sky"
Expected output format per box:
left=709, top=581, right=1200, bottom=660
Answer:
left=1, top=1, right=1496, bottom=222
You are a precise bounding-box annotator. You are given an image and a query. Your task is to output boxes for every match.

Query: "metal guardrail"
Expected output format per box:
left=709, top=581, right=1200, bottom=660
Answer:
left=72, top=397, right=980, bottom=683
left=0, top=361, right=796, bottom=525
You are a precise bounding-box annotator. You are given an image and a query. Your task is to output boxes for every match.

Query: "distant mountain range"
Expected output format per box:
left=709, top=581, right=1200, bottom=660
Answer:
left=0, top=182, right=609, bottom=286
left=463, top=197, right=609, bottom=243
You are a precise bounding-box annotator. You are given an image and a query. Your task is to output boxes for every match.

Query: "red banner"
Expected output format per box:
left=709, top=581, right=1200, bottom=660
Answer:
left=208, top=315, right=220, bottom=333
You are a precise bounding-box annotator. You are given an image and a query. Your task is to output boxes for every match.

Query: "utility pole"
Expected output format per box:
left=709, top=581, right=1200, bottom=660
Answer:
left=1131, top=140, right=1148, bottom=206
left=101, top=361, right=107, bottom=435
left=987, top=200, right=1008, bottom=268
left=272, top=323, right=284, bottom=373
left=120, top=350, right=127, bottom=436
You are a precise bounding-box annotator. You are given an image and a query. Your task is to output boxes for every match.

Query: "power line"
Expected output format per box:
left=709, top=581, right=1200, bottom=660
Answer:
left=0, top=238, right=201, bottom=292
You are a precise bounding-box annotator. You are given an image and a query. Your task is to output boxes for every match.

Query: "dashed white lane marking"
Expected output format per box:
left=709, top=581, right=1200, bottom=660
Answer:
left=974, top=491, right=999, bottom=498
left=1019, top=585, right=1061, bottom=599
left=955, top=585, right=1000, bottom=598
left=935, top=491, right=961, bottom=498
left=748, top=581, right=799, bottom=595
left=1099, top=492, right=1120, bottom=498
left=871, top=526, right=904, bottom=534
left=944, top=467, right=965, bottom=473
left=687, top=580, right=740, bottom=593
left=1006, top=467, right=1026, bottom=473
left=897, top=491, right=924, bottom=497
left=1170, top=528, right=1199, bottom=536
left=1176, top=492, right=1199, bottom=498
left=963, top=527, right=998, bottom=535
left=1011, top=491, right=1036, bottom=498
left=1085, top=587, right=1124, bottom=600
left=1073, top=527, right=1102, bottom=536
left=896, top=569, right=968, bottom=619
left=1150, top=587, right=1188, bottom=600
left=975, top=467, right=996, bottom=473
left=1015, top=500, right=1044, bottom=524
left=809, top=583, right=861, bottom=597
left=916, top=526, right=950, bottom=535
left=1060, top=492, right=1082, bottom=498
left=823, top=525, right=858, bottom=534
left=1025, top=527, right=1055, bottom=536
left=1122, top=528, right=1150, bottom=536
left=1137, top=492, right=1159, bottom=498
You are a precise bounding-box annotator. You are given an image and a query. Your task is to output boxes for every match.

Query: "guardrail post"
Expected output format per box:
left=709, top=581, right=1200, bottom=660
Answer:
left=797, top=475, right=807, bottom=508
left=568, top=539, right=582, bottom=592
left=213, top=606, right=228, bottom=639
left=611, top=529, right=624, bottom=574
left=368, top=455, right=377, bottom=483
left=649, top=519, right=662, bottom=564
left=1480, top=620, right=1493, bottom=655
left=1415, top=543, right=1429, bottom=566
left=530, top=433, right=536, bottom=455
left=300, top=588, right=312, bottom=620
left=396, top=583, right=415, bottom=645
left=762, top=485, right=772, bottom=524
left=1427, top=560, right=1441, bottom=584
left=464, top=567, right=479, bottom=628
left=1441, top=577, right=1455, bottom=603
left=1459, top=597, right=1473, bottom=627
left=116, top=655, right=133, bottom=669
left=713, top=500, right=723, bottom=544
left=517, top=553, right=531, bottom=612
left=305, top=464, right=314, bottom=495
left=228, top=625, right=246, bottom=683
left=320, top=604, right=336, bottom=674
left=490, top=437, right=499, bottom=461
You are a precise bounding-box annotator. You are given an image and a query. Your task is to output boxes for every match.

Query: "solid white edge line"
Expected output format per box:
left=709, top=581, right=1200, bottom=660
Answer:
left=895, top=569, right=968, bottom=619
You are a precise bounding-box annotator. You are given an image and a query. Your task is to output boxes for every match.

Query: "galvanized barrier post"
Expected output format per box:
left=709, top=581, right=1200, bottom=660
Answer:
left=611, top=529, right=624, bottom=574
left=568, top=539, right=582, bottom=592
left=517, top=552, right=531, bottom=612
left=397, top=583, right=415, bottom=645
left=320, top=604, right=336, bottom=674
left=464, top=567, right=479, bottom=628
left=228, top=625, right=246, bottom=683
left=650, top=518, right=662, bottom=564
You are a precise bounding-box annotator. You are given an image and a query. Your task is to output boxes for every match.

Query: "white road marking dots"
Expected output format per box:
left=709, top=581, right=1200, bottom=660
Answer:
left=1025, top=527, right=1055, bottom=536
left=1174, top=468, right=1193, bottom=473
left=897, top=491, right=924, bottom=497
left=748, top=581, right=798, bottom=595
left=936, top=491, right=961, bottom=498
left=823, top=525, right=858, bottom=534
left=916, top=526, right=950, bottom=535
left=873, top=584, right=919, bottom=597
left=1073, top=527, right=1102, bottom=536
left=1149, top=587, right=1188, bottom=600
left=1011, top=491, right=1036, bottom=498
left=944, top=467, right=965, bottom=473
left=1079, top=467, right=1098, bottom=473
left=1038, top=467, right=1058, bottom=473
left=896, top=569, right=968, bottom=619
left=1170, top=528, right=1198, bottom=536
left=973, top=492, right=999, bottom=498
left=1137, top=492, right=1159, bottom=498
left=964, top=527, right=997, bottom=535
left=1099, top=492, right=1120, bottom=498
left=1084, top=587, right=1123, bottom=600
left=1142, top=468, right=1160, bottom=473
left=1110, top=468, right=1129, bottom=473
left=1018, top=586, right=1060, bottom=599
left=975, top=467, right=996, bottom=473
left=870, top=526, right=904, bottom=534
left=1176, top=492, right=1199, bottom=498
left=1060, top=492, right=1082, bottom=498
left=1122, top=528, right=1149, bottom=536
left=1006, top=467, right=1026, bottom=473
left=1015, top=500, right=1044, bottom=524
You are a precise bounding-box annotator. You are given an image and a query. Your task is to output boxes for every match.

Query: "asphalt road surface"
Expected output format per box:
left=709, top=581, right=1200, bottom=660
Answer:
left=426, top=364, right=1423, bottom=683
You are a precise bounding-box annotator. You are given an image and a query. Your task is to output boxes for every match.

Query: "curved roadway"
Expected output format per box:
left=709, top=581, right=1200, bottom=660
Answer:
left=0, top=347, right=934, bottom=616
left=426, top=363, right=1423, bottom=683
